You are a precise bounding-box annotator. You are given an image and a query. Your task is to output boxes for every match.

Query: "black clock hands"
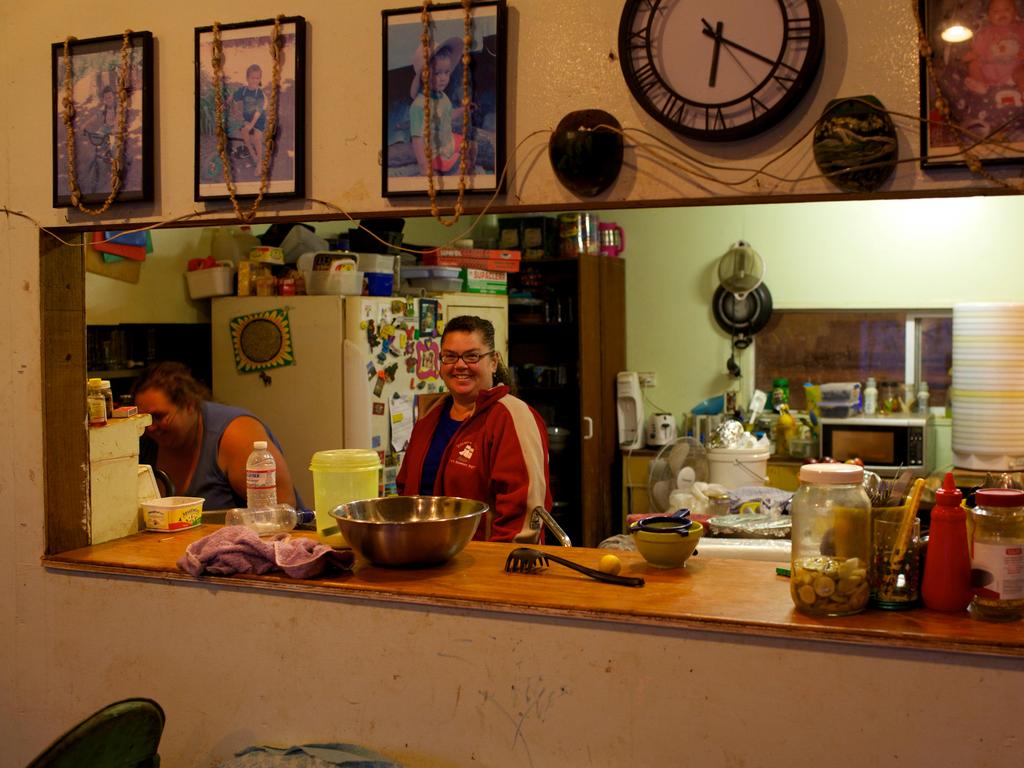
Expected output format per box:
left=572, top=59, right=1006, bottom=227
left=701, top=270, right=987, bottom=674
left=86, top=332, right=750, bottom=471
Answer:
left=707, top=20, right=724, bottom=87
left=701, top=18, right=776, bottom=69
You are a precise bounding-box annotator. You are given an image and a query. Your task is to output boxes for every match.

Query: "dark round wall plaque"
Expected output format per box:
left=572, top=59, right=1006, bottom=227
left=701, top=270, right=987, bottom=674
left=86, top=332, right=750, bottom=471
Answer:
left=548, top=109, right=624, bottom=197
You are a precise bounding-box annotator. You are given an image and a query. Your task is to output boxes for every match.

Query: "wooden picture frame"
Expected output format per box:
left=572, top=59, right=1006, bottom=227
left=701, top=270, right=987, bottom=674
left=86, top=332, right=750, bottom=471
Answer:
left=51, top=31, right=154, bottom=208
left=381, top=0, right=506, bottom=197
left=919, top=0, right=1024, bottom=168
left=194, top=16, right=306, bottom=201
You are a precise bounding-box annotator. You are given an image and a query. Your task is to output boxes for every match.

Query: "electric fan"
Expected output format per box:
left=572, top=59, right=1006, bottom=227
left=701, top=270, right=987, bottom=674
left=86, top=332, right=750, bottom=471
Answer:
left=647, top=437, right=709, bottom=514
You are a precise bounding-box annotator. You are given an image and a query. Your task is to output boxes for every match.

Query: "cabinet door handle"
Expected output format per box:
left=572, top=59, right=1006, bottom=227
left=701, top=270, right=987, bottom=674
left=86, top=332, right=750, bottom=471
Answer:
left=582, top=416, right=594, bottom=440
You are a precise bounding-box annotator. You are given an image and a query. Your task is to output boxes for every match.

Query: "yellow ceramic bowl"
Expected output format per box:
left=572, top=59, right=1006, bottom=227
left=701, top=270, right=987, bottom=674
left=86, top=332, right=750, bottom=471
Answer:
left=633, top=521, right=703, bottom=568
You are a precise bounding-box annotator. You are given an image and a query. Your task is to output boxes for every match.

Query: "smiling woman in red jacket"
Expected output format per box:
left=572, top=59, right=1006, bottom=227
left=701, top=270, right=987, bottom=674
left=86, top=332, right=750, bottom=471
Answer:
left=396, top=315, right=552, bottom=542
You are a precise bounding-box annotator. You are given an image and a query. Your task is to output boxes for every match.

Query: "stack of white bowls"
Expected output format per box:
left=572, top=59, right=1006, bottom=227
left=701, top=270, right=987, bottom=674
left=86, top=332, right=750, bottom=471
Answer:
left=951, top=302, right=1024, bottom=470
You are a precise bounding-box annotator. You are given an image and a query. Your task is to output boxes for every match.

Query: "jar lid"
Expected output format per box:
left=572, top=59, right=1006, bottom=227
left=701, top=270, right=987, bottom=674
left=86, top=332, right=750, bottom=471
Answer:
left=975, top=488, right=1024, bottom=508
left=798, top=462, right=864, bottom=484
left=309, top=448, right=381, bottom=471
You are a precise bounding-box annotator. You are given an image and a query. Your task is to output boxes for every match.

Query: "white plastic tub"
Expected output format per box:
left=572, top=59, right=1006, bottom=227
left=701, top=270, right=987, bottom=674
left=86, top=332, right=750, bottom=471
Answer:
left=707, top=446, right=770, bottom=488
left=185, top=263, right=234, bottom=299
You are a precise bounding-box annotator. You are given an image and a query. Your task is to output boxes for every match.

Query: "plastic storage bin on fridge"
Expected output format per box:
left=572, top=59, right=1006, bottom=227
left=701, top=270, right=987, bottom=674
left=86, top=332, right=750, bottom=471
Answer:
left=309, top=449, right=382, bottom=548
left=185, top=263, right=234, bottom=299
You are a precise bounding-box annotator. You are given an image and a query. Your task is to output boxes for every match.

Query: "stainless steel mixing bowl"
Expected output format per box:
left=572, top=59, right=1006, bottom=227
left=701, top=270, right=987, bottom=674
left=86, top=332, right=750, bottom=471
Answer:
left=329, top=496, right=488, bottom=567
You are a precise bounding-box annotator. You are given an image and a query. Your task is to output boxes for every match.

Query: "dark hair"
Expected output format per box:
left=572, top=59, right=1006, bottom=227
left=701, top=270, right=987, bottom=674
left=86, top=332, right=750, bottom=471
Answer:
left=441, top=315, right=515, bottom=393
left=130, top=361, right=211, bottom=409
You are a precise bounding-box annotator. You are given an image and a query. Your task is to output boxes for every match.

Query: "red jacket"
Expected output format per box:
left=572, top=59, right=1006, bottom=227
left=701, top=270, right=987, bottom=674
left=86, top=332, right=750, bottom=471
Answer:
left=397, top=385, right=552, bottom=542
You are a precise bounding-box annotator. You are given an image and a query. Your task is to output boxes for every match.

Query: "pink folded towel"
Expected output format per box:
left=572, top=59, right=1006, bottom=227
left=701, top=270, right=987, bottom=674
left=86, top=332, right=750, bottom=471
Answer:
left=178, top=526, right=354, bottom=579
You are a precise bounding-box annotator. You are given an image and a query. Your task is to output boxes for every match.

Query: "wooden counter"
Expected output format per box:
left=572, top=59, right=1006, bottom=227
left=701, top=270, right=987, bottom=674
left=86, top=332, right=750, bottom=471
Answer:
left=42, top=526, right=1023, bottom=658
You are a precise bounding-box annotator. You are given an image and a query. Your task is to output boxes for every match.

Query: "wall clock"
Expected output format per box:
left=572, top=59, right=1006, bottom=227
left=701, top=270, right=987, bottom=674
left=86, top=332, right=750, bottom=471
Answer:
left=618, top=0, right=825, bottom=142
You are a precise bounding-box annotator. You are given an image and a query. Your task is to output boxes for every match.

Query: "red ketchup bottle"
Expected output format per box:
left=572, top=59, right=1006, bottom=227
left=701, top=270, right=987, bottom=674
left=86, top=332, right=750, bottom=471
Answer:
left=921, top=472, right=973, bottom=612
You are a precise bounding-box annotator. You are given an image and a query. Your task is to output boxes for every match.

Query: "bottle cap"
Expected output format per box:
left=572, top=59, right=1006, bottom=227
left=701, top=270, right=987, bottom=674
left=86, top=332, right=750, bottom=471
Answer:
left=253, top=440, right=268, bottom=450
left=975, top=487, right=1024, bottom=508
left=798, top=462, right=864, bottom=484
left=934, top=471, right=962, bottom=506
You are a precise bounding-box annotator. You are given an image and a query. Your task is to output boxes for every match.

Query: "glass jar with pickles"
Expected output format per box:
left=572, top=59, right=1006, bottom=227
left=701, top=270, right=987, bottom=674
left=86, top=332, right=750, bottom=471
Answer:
left=790, top=463, right=872, bottom=616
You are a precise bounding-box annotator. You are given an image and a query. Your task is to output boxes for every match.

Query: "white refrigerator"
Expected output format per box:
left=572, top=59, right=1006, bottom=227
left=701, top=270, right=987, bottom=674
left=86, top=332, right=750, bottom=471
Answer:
left=211, top=293, right=508, bottom=503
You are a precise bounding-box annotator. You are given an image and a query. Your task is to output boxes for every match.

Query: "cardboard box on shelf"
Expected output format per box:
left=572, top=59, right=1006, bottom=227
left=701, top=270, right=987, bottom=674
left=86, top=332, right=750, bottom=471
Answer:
left=422, top=247, right=521, bottom=272
left=461, top=268, right=507, bottom=294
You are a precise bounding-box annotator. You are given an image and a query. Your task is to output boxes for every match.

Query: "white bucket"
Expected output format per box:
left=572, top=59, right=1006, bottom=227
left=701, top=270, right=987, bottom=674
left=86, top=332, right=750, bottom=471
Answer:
left=707, top=447, right=770, bottom=489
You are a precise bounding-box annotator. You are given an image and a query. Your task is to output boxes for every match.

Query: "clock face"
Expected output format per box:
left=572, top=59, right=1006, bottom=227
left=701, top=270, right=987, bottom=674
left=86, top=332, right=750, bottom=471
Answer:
left=618, top=0, right=825, bottom=141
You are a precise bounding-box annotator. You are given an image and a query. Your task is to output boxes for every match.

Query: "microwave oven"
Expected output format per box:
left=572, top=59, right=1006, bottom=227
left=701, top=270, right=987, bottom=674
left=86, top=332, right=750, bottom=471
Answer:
left=818, top=415, right=929, bottom=475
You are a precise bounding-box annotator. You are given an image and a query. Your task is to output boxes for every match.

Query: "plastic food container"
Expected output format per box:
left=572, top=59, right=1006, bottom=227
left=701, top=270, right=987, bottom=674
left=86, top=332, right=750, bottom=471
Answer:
left=402, top=266, right=462, bottom=293
left=304, top=270, right=363, bottom=295
left=185, top=263, right=234, bottom=299
left=309, top=449, right=382, bottom=548
left=141, top=496, right=204, bottom=532
left=364, top=271, right=394, bottom=296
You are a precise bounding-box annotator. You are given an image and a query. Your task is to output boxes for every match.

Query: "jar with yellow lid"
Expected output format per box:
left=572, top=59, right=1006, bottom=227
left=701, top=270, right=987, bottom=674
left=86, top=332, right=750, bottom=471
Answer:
left=969, top=488, right=1024, bottom=622
left=789, top=462, right=871, bottom=616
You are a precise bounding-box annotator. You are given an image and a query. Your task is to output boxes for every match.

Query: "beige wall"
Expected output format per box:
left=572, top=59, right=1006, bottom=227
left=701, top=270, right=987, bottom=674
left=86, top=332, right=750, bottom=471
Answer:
left=5, top=1, right=1024, bottom=764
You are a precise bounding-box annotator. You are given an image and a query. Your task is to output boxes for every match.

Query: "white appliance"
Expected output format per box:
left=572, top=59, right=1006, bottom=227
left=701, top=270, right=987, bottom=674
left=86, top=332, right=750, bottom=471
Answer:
left=617, top=372, right=644, bottom=450
left=645, top=413, right=677, bottom=447
left=212, top=293, right=508, bottom=503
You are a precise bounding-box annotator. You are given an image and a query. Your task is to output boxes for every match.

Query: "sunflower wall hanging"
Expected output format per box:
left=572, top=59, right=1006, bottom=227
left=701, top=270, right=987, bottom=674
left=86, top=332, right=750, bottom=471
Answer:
left=228, top=308, right=295, bottom=373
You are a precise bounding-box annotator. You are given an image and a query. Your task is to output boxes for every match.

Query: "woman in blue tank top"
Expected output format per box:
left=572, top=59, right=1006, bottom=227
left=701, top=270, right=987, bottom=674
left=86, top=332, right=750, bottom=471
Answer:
left=132, top=362, right=301, bottom=511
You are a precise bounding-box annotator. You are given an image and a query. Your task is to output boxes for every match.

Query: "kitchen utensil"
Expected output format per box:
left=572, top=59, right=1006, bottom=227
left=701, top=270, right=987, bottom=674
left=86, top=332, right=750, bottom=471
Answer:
left=633, top=521, right=704, bottom=568
left=504, top=547, right=645, bottom=586
left=598, top=222, right=626, bottom=258
left=329, top=496, right=487, bottom=567
left=630, top=509, right=694, bottom=534
left=532, top=505, right=572, bottom=547
left=712, top=283, right=773, bottom=347
left=717, top=240, right=765, bottom=300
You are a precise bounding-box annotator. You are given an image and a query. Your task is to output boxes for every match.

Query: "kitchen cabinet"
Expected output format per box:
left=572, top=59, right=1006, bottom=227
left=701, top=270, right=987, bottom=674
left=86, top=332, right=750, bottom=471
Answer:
left=507, top=254, right=625, bottom=547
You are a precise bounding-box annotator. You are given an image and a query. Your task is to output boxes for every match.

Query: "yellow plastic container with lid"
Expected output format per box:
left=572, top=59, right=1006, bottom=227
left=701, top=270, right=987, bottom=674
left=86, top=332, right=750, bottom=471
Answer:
left=309, top=449, right=382, bottom=548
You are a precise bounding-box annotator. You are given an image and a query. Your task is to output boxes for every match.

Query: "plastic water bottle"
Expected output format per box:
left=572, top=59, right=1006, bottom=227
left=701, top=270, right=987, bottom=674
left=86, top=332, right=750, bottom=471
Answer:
left=245, top=440, right=278, bottom=510
left=863, top=377, right=878, bottom=416
left=226, top=503, right=314, bottom=536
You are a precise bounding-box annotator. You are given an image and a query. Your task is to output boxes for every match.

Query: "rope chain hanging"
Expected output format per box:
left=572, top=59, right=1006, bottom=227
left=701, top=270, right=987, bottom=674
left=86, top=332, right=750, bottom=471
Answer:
left=420, top=0, right=474, bottom=226
left=911, top=0, right=1022, bottom=191
left=211, top=15, right=284, bottom=222
left=61, top=30, right=133, bottom=215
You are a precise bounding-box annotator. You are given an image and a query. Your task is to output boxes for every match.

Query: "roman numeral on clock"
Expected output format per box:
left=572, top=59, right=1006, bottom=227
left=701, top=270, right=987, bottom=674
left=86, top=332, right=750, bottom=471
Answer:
left=787, top=17, right=813, bottom=40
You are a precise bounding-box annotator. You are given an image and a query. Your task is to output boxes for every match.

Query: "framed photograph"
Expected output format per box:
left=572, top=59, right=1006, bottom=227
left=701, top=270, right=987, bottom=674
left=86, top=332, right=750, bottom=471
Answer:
left=382, top=0, right=506, bottom=197
left=419, top=298, right=439, bottom=336
left=919, top=0, right=1024, bottom=168
left=51, top=31, right=154, bottom=208
left=194, top=16, right=306, bottom=201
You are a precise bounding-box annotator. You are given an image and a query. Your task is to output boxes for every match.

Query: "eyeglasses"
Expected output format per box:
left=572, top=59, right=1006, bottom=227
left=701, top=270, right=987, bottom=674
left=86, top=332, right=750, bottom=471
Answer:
left=439, top=350, right=495, bottom=366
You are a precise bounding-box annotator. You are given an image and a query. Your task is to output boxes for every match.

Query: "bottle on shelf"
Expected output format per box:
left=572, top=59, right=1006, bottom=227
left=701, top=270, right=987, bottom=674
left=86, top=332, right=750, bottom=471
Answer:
left=99, top=379, right=114, bottom=420
left=863, top=377, right=878, bottom=416
left=921, top=472, right=972, bottom=612
left=915, top=381, right=930, bottom=414
left=245, top=440, right=278, bottom=510
left=87, top=378, right=107, bottom=427
left=233, top=225, right=261, bottom=260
